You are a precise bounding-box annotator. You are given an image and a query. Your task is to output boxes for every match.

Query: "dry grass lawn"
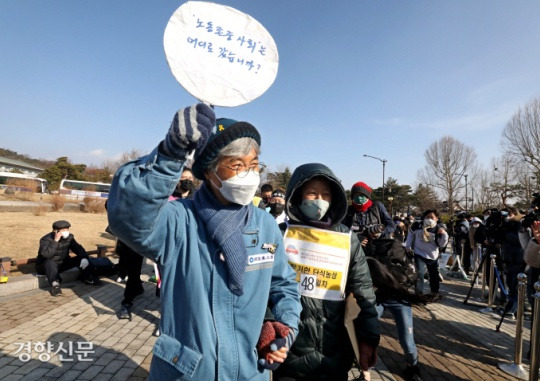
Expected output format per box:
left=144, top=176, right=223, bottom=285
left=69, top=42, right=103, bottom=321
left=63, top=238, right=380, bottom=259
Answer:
left=1, top=211, right=115, bottom=275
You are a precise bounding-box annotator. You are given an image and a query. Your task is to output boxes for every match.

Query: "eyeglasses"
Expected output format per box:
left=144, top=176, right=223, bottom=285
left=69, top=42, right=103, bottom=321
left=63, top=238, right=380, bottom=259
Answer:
left=218, top=162, right=266, bottom=178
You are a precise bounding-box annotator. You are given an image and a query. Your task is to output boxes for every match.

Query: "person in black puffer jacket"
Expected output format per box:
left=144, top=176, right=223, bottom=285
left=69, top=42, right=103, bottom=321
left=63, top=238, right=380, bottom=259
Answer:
left=273, top=163, right=380, bottom=381
left=36, top=220, right=100, bottom=296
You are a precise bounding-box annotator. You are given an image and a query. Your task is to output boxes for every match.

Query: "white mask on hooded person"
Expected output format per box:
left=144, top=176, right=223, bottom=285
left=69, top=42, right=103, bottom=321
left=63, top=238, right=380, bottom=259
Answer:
left=61, top=231, right=70, bottom=239
left=212, top=170, right=260, bottom=206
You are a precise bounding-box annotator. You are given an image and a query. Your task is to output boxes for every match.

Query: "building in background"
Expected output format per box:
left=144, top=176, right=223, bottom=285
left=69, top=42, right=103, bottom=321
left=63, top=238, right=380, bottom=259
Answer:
left=0, top=157, right=43, bottom=177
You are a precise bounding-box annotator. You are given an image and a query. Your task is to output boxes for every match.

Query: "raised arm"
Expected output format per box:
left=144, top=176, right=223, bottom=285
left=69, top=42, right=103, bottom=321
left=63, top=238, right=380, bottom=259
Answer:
left=106, top=104, right=215, bottom=263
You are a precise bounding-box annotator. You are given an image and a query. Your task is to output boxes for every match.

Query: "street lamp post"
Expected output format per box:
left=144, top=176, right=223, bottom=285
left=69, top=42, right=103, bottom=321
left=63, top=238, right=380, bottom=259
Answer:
left=464, top=174, right=468, bottom=212
left=388, top=196, right=394, bottom=216
left=363, top=154, right=388, bottom=201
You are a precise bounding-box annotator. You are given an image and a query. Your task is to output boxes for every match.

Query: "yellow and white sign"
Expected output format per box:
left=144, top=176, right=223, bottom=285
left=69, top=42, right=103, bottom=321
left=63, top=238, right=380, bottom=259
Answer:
left=284, top=225, right=351, bottom=301
left=163, top=1, right=279, bottom=107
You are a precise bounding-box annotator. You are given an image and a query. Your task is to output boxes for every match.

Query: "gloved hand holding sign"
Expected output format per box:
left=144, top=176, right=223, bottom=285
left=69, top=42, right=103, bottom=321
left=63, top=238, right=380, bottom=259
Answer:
left=162, top=103, right=216, bottom=160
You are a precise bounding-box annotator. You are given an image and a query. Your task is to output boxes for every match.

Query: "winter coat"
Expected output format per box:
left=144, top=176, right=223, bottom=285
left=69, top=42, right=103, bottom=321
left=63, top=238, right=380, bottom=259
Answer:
left=405, top=223, right=448, bottom=260
left=524, top=239, right=540, bottom=268
left=277, top=163, right=379, bottom=379
left=107, top=146, right=301, bottom=381
left=501, top=219, right=524, bottom=266
left=36, top=233, right=88, bottom=266
left=343, top=202, right=395, bottom=239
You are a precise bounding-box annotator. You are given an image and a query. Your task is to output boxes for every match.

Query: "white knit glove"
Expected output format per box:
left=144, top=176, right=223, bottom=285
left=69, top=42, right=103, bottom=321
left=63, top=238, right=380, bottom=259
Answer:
left=80, top=258, right=89, bottom=270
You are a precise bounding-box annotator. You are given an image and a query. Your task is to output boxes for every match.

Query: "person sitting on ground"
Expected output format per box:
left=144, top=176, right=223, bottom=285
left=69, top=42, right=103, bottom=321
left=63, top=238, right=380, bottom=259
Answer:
left=405, top=210, right=448, bottom=300
left=36, top=220, right=100, bottom=296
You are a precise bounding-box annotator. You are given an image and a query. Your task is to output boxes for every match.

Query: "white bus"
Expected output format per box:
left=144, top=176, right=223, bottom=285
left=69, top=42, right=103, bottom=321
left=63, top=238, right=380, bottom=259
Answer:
left=0, top=172, right=49, bottom=193
left=59, top=179, right=111, bottom=199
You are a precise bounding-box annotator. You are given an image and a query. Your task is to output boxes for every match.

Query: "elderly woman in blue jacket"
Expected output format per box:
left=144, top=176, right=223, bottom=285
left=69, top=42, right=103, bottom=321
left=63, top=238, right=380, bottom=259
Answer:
left=107, top=104, right=301, bottom=381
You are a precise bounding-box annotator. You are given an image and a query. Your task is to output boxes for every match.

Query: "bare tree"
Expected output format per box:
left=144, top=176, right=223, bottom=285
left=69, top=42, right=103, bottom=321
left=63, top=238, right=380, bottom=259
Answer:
left=514, top=165, right=538, bottom=207
left=417, top=136, right=477, bottom=213
left=490, top=156, right=518, bottom=208
left=501, top=98, right=540, bottom=175
left=473, top=168, right=499, bottom=211
left=264, top=165, right=292, bottom=191
left=102, top=149, right=146, bottom=173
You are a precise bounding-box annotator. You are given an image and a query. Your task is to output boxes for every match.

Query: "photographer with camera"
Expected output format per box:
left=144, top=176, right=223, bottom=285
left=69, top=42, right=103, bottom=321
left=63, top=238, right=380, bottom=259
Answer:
left=499, top=207, right=527, bottom=317
left=452, top=212, right=472, bottom=274
left=405, top=210, right=448, bottom=301
left=343, top=181, right=395, bottom=246
left=477, top=208, right=509, bottom=306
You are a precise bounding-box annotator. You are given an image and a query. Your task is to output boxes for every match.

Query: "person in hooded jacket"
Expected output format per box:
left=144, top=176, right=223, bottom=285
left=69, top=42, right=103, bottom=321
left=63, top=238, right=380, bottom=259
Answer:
left=273, top=163, right=380, bottom=381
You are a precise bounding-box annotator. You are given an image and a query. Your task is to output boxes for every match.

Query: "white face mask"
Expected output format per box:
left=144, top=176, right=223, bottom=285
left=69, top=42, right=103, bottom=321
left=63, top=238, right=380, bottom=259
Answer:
left=472, top=223, right=480, bottom=229
left=423, top=218, right=436, bottom=228
left=212, top=170, right=260, bottom=206
left=61, top=231, right=70, bottom=239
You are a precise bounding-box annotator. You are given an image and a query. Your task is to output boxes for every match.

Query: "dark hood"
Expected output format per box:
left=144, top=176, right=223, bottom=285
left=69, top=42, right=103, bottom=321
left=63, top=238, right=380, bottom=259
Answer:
left=285, top=163, right=348, bottom=228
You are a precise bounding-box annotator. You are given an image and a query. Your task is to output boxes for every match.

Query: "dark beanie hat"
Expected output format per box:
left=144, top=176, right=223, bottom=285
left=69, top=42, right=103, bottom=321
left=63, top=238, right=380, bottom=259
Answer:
left=271, top=190, right=286, bottom=199
left=192, top=118, right=261, bottom=180
left=52, top=220, right=71, bottom=230
left=351, top=182, right=372, bottom=199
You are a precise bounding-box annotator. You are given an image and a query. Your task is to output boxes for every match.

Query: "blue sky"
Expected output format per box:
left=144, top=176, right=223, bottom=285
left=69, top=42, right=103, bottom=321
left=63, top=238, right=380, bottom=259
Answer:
left=2, top=1, right=540, bottom=191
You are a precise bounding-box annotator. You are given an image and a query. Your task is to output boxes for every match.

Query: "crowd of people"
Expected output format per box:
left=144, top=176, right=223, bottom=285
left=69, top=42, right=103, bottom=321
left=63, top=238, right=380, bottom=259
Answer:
left=36, top=103, right=540, bottom=381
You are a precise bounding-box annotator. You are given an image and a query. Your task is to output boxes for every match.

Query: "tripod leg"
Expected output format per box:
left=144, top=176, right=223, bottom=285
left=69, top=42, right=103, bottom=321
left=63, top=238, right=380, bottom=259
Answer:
left=464, top=253, right=489, bottom=304
left=495, top=298, right=514, bottom=332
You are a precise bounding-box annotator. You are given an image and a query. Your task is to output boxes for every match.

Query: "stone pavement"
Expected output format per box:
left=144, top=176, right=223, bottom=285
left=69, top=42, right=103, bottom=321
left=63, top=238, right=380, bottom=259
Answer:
left=0, top=265, right=537, bottom=380
left=0, top=274, right=160, bottom=381
left=377, top=271, right=535, bottom=381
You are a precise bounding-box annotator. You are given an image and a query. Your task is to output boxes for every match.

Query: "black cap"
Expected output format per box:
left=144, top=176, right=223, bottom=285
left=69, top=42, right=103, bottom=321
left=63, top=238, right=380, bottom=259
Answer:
left=52, top=220, right=71, bottom=230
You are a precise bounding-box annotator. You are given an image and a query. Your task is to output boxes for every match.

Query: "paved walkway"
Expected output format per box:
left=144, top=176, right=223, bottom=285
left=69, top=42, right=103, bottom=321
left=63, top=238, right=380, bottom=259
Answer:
left=0, top=265, right=536, bottom=380
left=377, top=273, right=534, bottom=381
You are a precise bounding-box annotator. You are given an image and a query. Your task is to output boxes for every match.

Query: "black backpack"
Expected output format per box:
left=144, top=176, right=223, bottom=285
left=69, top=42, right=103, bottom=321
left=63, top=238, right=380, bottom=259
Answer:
left=363, top=238, right=418, bottom=288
